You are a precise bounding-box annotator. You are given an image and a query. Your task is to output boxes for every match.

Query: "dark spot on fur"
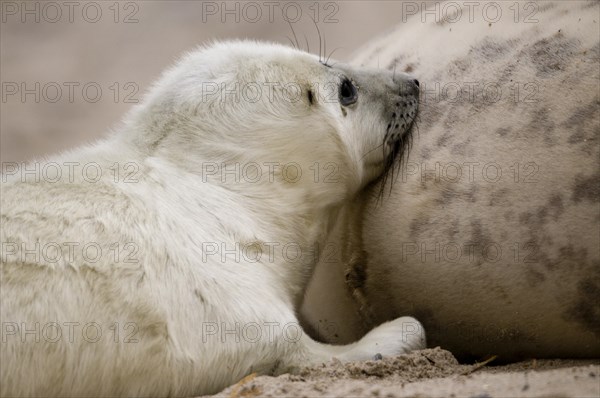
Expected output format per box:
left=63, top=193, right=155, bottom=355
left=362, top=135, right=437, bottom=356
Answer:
left=523, top=33, right=580, bottom=77
left=436, top=132, right=452, bottom=147
left=489, top=188, right=510, bottom=206
left=536, top=206, right=549, bottom=225
left=420, top=147, right=432, bottom=161
left=515, top=194, right=571, bottom=269
left=450, top=138, right=472, bottom=156
left=419, top=94, right=446, bottom=128
left=469, top=220, right=490, bottom=246
left=565, top=98, right=600, bottom=146
left=144, top=321, right=169, bottom=340
left=137, top=271, right=146, bottom=287
left=435, top=185, right=478, bottom=206
left=544, top=244, right=589, bottom=272
left=525, top=268, right=546, bottom=287
left=469, top=37, right=509, bottom=60
left=466, top=186, right=478, bottom=203
left=307, top=89, right=314, bottom=105
left=409, top=216, right=433, bottom=238
left=403, top=63, right=416, bottom=73
left=547, top=193, right=565, bottom=220
left=560, top=245, right=575, bottom=259
left=518, top=211, right=551, bottom=267
left=519, top=211, right=536, bottom=226
left=386, top=56, right=404, bottom=70
left=442, top=107, right=463, bottom=129
left=447, top=58, right=472, bottom=78
left=445, top=219, right=461, bottom=240
left=566, top=273, right=600, bottom=336
left=467, top=220, right=493, bottom=266
left=436, top=186, right=457, bottom=206
left=194, top=289, right=206, bottom=304
left=498, top=63, right=518, bottom=84
left=528, top=107, right=556, bottom=145
left=584, top=42, right=600, bottom=62
left=341, top=107, right=347, bottom=117
left=519, top=191, right=567, bottom=231
left=572, top=173, right=600, bottom=203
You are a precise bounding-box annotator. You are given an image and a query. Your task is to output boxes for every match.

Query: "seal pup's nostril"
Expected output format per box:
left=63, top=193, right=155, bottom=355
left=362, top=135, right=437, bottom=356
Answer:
left=398, top=79, right=420, bottom=97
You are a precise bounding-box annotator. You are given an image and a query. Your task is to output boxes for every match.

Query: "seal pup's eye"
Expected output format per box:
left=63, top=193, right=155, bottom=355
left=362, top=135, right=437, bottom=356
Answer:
left=339, top=78, right=358, bottom=106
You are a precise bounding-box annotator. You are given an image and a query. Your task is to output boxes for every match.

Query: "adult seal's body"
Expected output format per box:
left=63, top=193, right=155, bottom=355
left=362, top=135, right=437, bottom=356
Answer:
left=302, top=0, right=600, bottom=360
left=0, top=41, right=424, bottom=397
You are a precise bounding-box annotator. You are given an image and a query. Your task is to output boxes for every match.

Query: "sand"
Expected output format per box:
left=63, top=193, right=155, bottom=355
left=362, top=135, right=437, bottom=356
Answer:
left=204, top=348, right=599, bottom=398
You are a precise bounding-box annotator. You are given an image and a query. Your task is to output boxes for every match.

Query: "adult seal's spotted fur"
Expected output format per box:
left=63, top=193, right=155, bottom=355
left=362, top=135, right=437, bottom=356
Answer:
left=0, top=41, right=423, bottom=397
left=302, top=0, right=600, bottom=360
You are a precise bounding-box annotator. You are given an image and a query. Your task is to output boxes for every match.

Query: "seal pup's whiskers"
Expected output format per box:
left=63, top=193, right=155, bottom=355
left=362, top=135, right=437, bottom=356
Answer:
left=287, top=19, right=301, bottom=50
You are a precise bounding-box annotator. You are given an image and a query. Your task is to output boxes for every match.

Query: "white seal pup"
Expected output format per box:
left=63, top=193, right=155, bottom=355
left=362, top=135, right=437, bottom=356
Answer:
left=0, top=41, right=424, bottom=397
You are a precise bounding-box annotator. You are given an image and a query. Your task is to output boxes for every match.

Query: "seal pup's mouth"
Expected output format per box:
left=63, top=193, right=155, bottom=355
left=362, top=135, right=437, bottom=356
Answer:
left=373, top=86, right=420, bottom=201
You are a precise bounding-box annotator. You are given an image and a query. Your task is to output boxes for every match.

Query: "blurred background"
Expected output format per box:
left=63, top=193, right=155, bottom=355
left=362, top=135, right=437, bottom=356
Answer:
left=1, top=0, right=413, bottom=162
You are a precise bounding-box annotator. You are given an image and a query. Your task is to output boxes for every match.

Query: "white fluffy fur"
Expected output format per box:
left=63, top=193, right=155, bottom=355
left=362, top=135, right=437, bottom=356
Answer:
left=0, top=41, right=424, bottom=397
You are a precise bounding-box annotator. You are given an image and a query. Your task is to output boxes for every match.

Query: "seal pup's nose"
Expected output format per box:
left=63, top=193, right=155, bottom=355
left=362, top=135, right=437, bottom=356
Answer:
left=399, top=78, right=420, bottom=97
left=392, top=73, right=420, bottom=97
